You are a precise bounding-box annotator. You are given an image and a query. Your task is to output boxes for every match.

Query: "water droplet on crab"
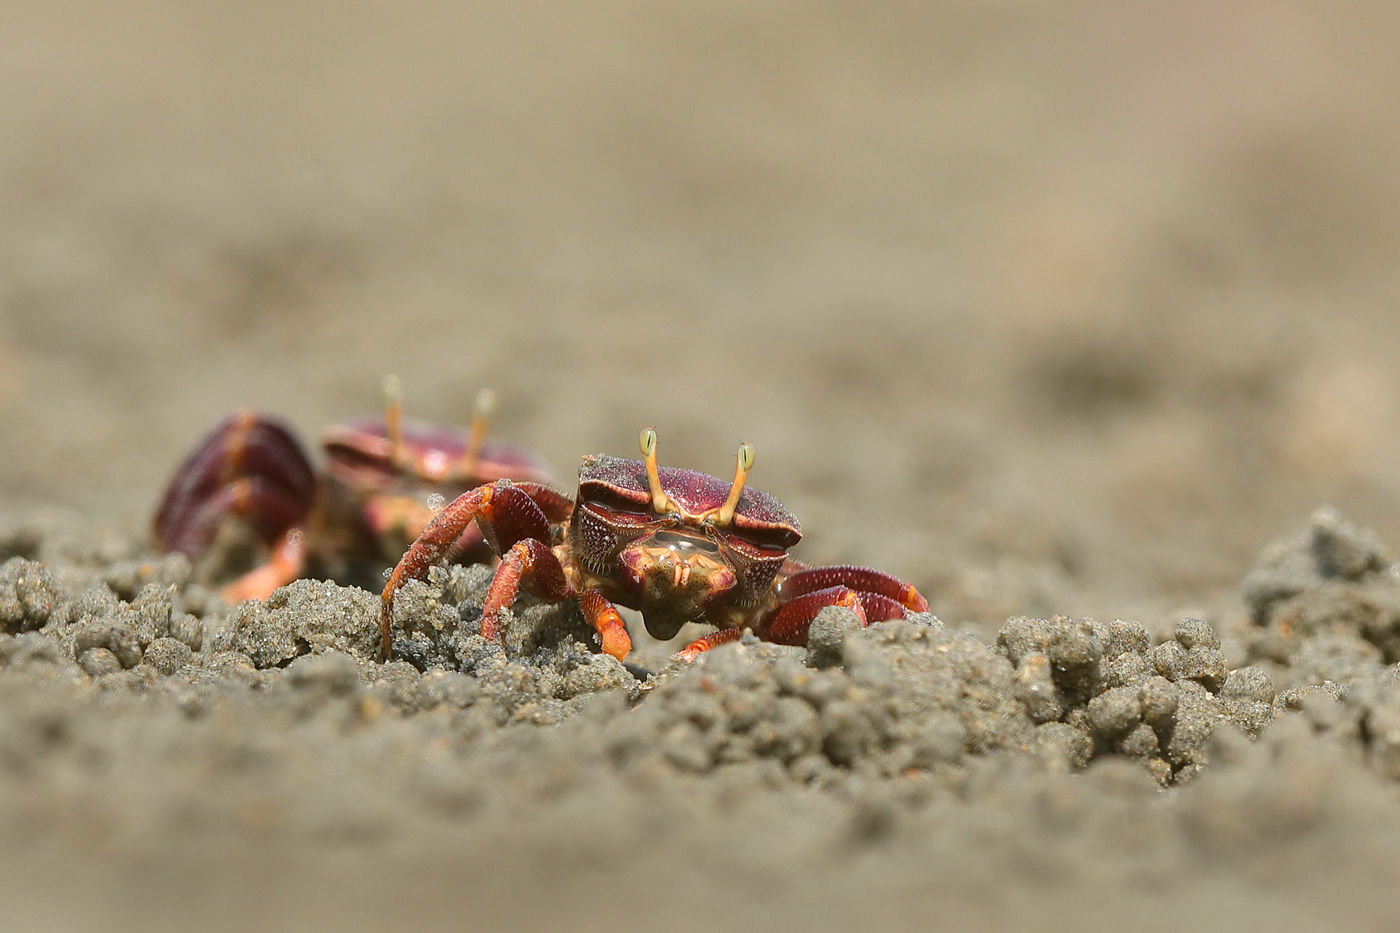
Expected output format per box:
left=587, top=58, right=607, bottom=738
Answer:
left=426, top=492, right=446, bottom=511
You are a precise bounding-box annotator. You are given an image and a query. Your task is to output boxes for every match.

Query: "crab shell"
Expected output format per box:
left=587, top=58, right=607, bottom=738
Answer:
left=323, top=418, right=553, bottom=490
left=317, top=418, right=553, bottom=560
left=568, top=453, right=802, bottom=639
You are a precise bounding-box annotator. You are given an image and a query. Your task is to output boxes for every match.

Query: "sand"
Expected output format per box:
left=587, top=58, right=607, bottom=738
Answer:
left=4, top=1, right=1400, bottom=930
left=6, top=504, right=1400, bottom=930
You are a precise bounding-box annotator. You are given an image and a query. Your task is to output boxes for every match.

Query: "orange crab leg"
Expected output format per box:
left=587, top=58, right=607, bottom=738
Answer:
left=580, top=587, right=631, bottom=660
left=220, top=528, right=307, bottom=603
left=674, top=626, right=744, bottom=661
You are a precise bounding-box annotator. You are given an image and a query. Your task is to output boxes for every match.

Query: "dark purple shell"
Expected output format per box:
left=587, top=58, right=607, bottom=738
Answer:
left=577, top=454, right=801, bottom=544
left=323, top=419, right=552, bottom=486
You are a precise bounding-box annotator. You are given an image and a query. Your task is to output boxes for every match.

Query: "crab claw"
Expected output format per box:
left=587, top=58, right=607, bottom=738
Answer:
left=153, top=412, right=315, bottom=558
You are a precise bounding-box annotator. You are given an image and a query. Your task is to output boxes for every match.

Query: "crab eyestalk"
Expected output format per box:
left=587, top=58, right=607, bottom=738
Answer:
left=714, top=442, right=753, bottom=526
left=639, top=427, right=674, bottom=514
left=382, top=374, right=408, bottom=470
left=218, top=410, right=259, bottom=486
left=457, top=387, right=497, bottom=475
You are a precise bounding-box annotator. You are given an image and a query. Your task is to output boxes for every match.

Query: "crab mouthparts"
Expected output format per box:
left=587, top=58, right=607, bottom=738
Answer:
left=620, top=534, right=736, bottom=613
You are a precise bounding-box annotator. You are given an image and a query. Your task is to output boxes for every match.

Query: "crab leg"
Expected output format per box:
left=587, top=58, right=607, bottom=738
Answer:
left=779, top=564, right=928, bottom=613
left=442, top=523, right=491, bottom=565
left=511, top=483, right=575, bottom=523
left=479, top=539, right=573, bottom=640
left=220, top=528, right=307, bottom=602
left=379, top=480, right=567, bottom=657
left=580, top=587, right=631, bottom=660
left=759, top=585, right=868, bottom=646
left=848, top=592, right=911, bottom=623
left=679, top=579, right=908, bottom=658
left=674, top=626, right=743, bottom=661
left=439, top=482, right=570, bottom=564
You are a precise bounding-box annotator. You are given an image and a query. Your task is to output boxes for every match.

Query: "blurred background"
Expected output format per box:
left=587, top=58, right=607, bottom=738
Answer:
left=3, top=0, right=1398, bottom=632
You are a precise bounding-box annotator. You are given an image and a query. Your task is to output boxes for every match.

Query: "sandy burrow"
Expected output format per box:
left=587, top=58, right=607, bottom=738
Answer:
left=2, top=507, right=1400, bottom=931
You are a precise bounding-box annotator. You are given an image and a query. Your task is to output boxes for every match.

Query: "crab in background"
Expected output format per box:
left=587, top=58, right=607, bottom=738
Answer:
left=153, top=378, right=551, bottom=601
left=380, top=428, right=927, bottom=662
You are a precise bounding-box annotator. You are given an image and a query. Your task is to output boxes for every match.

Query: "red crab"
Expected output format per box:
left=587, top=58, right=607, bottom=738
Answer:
left=379, top=428, right=927, bottom=662
left=153, top=379, right=551, bottom=601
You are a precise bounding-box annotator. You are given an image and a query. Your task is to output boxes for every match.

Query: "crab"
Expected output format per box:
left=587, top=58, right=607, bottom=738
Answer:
left=379, top=428, right=928, bottom=662
left=153, top=378, right=551, bottom=602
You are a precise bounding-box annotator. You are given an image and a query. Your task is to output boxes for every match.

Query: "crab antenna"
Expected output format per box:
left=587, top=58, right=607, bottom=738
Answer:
left=639, top=427, right=672, bottom=513
left=459, top=387, right=496, bottom=473
left=382, top=375, right=408, bottom=469
left=715, top=442, right=754, bottom=526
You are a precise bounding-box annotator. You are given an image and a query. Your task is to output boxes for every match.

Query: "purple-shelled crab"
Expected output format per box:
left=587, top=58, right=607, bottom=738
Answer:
left=380, top=428, right=928, bottom=662
left=153, top=379, right=550, bottom=601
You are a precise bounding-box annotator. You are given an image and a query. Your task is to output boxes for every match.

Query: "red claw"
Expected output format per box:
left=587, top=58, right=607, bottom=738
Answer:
left=153, top=412, right=315, bottom=558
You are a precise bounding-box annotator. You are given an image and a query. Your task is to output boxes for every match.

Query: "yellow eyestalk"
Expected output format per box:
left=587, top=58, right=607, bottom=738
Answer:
left=459, top=387, right=496, bottom=474
left=382, top=374, right=407, bottom=468
left=639, top=427, right=673, bottom=513
left=714, top=442, right=754, bottom=526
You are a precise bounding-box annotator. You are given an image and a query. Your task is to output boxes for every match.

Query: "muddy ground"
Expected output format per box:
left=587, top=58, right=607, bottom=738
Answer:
left=4, top=1, right=1400, bottom=930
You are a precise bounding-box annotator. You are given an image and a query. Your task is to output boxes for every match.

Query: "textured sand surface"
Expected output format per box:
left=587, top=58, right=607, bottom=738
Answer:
left=6, top=507, right=1400, bottom=931
left=4, top=1, right=1400, bottom=929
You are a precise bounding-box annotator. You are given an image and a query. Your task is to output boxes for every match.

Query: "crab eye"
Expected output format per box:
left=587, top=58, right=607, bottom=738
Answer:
left=577, top=489, right=668, bottom=532
left=723, top=522, right=800, bottom=553
left=580, top=486, right=652, bottom=515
